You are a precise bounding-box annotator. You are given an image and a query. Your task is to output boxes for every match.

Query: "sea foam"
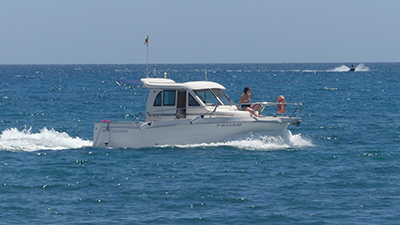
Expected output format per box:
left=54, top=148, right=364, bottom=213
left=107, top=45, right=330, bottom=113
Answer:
left=173, top=130, right=313, bottom=151
left=0, top=127, right=92, bottom=152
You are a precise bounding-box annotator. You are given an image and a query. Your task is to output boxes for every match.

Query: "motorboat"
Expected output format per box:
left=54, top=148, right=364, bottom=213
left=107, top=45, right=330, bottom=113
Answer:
left=92, top=77, right=303, bottom=148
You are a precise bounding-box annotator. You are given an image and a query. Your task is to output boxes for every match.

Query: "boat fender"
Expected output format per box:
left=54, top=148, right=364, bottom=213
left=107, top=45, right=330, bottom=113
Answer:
left=103, top=122, right=110, bottom=146
left=190, top=115, right=204, bottom=124
left=277, top=95, right=287, bottom=114
left=140, top=121, right=152, bottom=130
left=104, top=129, right=110, bottom=146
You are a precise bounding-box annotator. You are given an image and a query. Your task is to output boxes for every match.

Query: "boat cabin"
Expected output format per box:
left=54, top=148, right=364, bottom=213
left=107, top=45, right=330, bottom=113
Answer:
left=141, top=78, right=244, bottom=121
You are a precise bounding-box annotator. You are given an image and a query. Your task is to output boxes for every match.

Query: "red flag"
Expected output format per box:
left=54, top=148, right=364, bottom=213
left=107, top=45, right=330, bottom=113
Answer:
left=144, top=36, right=149, bottom=46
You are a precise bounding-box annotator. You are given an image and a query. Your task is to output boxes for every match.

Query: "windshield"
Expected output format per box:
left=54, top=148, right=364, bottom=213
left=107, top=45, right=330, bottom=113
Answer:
left=211, top=89, right=233, bottom=105
left=194, top=89, right=233, bottom=106
left=194, top=90, right=221, bottom=105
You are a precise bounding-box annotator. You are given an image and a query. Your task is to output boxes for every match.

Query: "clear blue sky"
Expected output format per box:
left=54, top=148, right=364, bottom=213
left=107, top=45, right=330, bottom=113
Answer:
left=1, top=0, right=399, bottom=64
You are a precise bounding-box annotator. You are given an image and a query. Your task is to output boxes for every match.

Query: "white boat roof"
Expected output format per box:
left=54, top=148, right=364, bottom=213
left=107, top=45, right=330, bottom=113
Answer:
left=141, top=78, right=226, bottom=90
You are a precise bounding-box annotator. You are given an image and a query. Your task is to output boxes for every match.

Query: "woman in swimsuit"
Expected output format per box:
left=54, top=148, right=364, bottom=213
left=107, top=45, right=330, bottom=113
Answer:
left=237, top=87, right=261, bottom=117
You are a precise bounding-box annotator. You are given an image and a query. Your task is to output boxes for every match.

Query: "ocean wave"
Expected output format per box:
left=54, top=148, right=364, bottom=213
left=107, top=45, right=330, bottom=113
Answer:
left=0, top=127, right=92, bottom=152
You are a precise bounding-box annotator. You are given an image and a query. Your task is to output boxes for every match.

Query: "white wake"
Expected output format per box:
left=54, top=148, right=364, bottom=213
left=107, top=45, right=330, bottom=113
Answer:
left=329, top=64, right=369, bottom=72
left=172, top=130, right=313, bottom=151
left=0, top=127, right=92, bottom=152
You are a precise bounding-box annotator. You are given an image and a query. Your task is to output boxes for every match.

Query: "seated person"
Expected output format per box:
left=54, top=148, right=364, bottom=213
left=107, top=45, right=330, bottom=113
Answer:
left=237, top=87, right=261, bottom=117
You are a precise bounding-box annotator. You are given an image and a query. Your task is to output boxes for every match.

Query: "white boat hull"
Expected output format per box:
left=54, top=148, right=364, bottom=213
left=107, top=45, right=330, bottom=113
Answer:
left=92, top=116, right=301, bottom=148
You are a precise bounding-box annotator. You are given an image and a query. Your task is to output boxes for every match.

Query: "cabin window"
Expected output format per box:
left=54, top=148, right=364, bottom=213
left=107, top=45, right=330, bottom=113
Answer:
left=194, top=90, right=221, bottom=106
left=188, top=93, right=200, bottom=106
left=153, top=91, right=162, bottom=106
left=163, top=90, right=176, bottom=106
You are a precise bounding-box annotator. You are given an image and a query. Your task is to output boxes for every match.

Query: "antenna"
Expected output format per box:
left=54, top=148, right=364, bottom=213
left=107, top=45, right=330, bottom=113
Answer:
left=144, top=35, right=149, bottom=78
left=205, top=71, right=208, bottom=81
left=153, top=66, right=156, bottom=78
left=164, top=72, right=167, bottom=79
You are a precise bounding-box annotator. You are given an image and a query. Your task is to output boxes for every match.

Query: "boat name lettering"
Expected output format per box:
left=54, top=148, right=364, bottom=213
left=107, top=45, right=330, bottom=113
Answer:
left=147, top=112, right=161, bottom=117
left=111, top=129, right=129, bottom=133
left=217, top=123, right=242, bottom=128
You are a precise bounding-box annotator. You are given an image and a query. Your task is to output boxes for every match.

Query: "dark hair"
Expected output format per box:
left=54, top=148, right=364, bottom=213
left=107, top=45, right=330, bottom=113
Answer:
left=244, top=87, right=250, bottom=94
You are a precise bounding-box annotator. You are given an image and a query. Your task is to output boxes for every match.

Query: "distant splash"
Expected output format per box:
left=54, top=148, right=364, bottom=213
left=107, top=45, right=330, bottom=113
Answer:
left=171, top=130, right=313, bottom=151
left=0, top=127, right=92, bottom=152
left=329, top=64, right=369, bottom=72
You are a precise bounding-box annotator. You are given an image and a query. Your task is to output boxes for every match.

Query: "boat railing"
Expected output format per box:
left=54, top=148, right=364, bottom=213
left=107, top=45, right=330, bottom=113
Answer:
left=257, top=102, right=303, bottom=118
left=138, top=105, right=221, bottom=122
left=135, top=112, right=142, bottom=123
left=203, top=104, right=219, bottom=118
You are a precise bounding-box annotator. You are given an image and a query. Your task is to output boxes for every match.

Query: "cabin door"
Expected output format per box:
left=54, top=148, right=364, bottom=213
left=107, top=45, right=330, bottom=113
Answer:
left=176, top=91, right=186, bottom=118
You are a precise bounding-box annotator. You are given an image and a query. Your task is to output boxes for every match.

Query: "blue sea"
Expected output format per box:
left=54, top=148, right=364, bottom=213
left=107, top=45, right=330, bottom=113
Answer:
left=1, top=63, right=399, bottom=224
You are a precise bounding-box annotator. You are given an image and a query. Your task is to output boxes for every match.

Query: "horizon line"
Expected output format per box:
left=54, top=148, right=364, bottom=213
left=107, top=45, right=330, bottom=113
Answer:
left=0, top=61, right=399, bottom=66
